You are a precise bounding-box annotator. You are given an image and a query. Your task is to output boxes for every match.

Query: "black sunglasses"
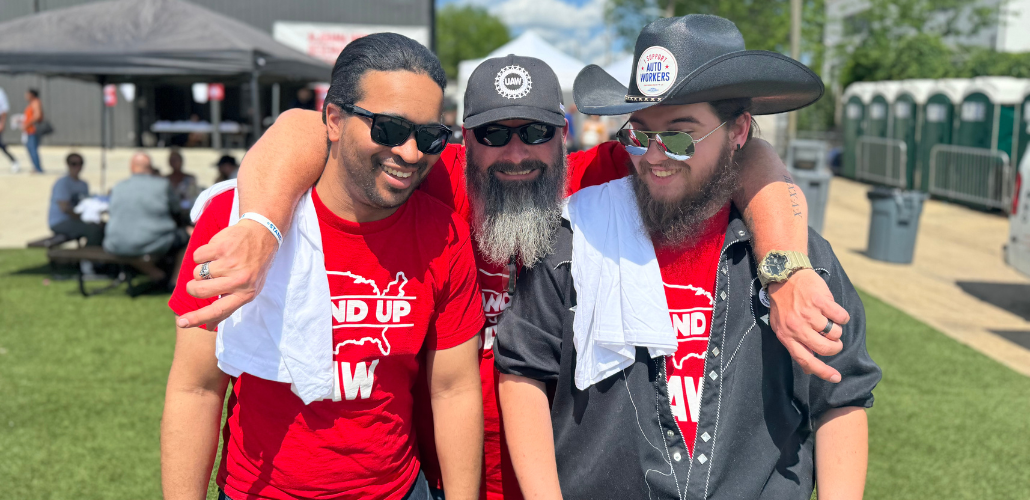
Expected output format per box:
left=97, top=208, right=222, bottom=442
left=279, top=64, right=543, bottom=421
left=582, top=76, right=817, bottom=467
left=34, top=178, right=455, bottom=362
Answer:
left=473, top=122, right=557, bottom=147
left=342, top=104, right=451, bottom=155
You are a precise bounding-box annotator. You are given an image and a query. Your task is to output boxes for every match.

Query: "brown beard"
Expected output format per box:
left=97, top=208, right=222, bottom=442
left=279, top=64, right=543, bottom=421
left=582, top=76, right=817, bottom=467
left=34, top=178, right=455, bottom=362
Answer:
left=631, top=140, right=740, bottom=247
left=465, top=145, right=568, bottom=267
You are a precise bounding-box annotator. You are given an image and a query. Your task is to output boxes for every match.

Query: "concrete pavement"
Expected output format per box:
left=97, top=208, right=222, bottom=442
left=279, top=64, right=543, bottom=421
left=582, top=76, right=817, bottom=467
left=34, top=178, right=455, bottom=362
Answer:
left=0, top=145, right=238, bottom=248
left=821, top=177, right=1030, bottom=377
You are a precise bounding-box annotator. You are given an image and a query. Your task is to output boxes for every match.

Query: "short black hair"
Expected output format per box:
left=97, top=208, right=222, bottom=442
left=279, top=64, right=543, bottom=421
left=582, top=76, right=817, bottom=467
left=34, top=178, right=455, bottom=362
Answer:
left=66, top=152, right=83, bottom=166
left=323, top=33, right=446, bottom=122
left=709, top=97, right=756, bottom=147
left=27, top=88, right=39, bottom=98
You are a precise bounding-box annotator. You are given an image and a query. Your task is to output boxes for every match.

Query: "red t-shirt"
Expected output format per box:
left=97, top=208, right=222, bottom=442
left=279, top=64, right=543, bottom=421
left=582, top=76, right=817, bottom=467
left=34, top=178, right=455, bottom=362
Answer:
left=169, top=187, right=485, bottom=500
left=657, top=205, right=730, bottom=457
left=415, top=141, right=630, bottom=499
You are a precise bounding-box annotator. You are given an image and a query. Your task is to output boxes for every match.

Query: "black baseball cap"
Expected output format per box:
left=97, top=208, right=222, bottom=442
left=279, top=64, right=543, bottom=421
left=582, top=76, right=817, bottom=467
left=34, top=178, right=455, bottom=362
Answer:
left=463, top=54, right=566, bottom=129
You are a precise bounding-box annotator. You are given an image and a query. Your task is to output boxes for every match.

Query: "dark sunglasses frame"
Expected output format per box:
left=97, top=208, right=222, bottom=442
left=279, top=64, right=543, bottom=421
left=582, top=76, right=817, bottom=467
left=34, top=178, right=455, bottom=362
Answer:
left=341, top=104, right=451, bottom=155
left=615, top=120, right=726, bottom=161
left=472, top=122, right=558, bottom=147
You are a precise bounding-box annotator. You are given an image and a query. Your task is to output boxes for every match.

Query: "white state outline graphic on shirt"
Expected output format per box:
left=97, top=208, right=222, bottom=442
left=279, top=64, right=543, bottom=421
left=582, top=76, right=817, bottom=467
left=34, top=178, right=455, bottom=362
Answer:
left=665, top=282, right=714, bottom=370
left=328, top=271, right=413, bottom=357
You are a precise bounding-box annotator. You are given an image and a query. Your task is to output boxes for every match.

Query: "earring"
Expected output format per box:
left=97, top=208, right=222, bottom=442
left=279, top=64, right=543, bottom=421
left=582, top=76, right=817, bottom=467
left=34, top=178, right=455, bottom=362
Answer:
left=736, top=143, right=742, bottom=151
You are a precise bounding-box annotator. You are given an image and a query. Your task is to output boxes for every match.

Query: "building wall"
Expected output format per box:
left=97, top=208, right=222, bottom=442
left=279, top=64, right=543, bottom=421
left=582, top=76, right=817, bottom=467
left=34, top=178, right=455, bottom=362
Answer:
left=0, top=0, right=431, bottom=147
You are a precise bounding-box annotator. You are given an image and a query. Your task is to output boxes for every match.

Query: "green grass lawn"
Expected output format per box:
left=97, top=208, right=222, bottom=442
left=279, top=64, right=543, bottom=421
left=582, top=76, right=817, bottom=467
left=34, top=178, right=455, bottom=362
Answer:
left=1, top=248, right=1028, bottom=499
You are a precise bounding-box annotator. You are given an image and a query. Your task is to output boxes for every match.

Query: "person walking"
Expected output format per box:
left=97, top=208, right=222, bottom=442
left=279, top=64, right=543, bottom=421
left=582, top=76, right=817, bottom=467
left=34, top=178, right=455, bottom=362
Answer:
left=0, top=87, right=20, bottom=172
left=23, top=88, right=44, bottom=174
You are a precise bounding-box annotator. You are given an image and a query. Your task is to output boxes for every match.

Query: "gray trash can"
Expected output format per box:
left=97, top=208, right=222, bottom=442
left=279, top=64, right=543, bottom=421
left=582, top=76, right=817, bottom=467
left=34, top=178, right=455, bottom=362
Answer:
left=866, top=187, right=927, bottom=264
left=786, top=139, right=831, bottom=234
left=792, top=168, right=832, bottom=234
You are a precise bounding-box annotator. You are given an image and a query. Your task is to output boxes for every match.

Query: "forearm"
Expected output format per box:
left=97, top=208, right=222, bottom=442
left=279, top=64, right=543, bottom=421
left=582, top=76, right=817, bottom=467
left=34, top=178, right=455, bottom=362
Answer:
left=431, top=383, right=484, bottom=499
left=815, top=407, right=868, bottom=500
left=161, top=323, right=231, bottom=500
left=237, top=109, right=329, bottom=234
left=731, top=138, right=809, bottom=258
left=498, top=374, right=562, bottom=500
left=160, top=384, right=227, bottom=499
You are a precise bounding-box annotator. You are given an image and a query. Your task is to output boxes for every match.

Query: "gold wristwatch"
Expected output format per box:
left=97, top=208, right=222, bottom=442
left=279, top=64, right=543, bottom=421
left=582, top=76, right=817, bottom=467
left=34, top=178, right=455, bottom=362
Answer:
left=757, top=250, right=812, bottom=288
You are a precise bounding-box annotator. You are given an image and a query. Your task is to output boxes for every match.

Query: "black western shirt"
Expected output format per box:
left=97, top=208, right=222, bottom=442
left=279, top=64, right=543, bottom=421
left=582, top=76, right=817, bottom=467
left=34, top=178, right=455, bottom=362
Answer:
left=494, top=210, right=881, bottom=500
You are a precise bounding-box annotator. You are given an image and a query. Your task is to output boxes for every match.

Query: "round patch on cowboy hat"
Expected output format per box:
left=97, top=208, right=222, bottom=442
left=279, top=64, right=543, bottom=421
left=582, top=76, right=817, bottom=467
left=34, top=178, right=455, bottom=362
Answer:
left=495, top=65, right=533, bottom=99
left=635, top=46, right=678, bottom=97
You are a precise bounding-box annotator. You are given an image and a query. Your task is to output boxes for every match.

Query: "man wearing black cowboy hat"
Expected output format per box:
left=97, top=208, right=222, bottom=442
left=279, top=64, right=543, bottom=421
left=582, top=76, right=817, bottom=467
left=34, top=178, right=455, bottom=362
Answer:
left=494, top=15, right=880, bottom=500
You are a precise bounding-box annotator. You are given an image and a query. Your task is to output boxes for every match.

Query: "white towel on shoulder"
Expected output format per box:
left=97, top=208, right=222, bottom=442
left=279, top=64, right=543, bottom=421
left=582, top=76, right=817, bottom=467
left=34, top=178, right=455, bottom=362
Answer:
left=564, top=177, right=676, bottom=390
left=191, top=181, right=334, bottom=404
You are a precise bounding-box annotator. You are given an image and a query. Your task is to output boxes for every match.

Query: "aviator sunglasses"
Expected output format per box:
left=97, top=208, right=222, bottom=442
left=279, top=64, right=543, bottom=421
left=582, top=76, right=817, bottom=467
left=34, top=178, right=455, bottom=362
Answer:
left=616, top=120, right=727, bottom=161
left=473, top=122, right=557, bottom=147
left=342, top=104, right=451, bottom=155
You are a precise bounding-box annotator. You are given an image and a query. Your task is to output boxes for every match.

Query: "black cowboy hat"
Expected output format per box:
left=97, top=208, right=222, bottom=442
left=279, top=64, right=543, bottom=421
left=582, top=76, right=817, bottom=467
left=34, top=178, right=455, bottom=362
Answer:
left=574, top=15, right=824, bottom=116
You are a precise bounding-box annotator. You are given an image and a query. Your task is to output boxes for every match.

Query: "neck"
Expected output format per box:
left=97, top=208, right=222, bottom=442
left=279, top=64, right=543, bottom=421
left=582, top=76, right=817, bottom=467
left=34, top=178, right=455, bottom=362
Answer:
left=315, top=143, right=400, bottom=223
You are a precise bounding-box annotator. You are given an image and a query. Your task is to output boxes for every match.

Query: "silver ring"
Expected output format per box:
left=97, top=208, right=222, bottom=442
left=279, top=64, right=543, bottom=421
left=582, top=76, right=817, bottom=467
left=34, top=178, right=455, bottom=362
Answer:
left=199, top=262, right=212, bottom=280
left=821, top=319, right=834, bottom=335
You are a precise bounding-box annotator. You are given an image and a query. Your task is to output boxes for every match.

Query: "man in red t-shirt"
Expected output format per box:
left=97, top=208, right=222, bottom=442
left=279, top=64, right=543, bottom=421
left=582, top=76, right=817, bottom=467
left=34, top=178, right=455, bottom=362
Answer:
left=176, top=59, right=849, bottom=498
left=161, top=34, right=484, bottom=500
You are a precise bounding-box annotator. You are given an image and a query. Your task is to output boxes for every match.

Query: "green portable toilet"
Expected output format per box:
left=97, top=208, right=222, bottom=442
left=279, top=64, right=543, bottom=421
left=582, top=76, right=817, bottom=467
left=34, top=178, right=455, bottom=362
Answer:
left=893, top=80, right=935, bottom=189
left=1019, top=83, right=1030, bottom=170
left=841, top=82, right=875, bottom=179
left=918, top=79, right=967, bottom=193
left=953, top=77, right=1026, bottom=209
left=866, top=93, right=890, bottom=138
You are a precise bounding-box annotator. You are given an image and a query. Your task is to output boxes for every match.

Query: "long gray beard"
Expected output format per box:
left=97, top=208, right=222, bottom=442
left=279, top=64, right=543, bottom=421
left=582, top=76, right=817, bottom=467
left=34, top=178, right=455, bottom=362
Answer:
left=632, top=141, right=739, bottom=246
left=466, top=147, right=568, bottom=267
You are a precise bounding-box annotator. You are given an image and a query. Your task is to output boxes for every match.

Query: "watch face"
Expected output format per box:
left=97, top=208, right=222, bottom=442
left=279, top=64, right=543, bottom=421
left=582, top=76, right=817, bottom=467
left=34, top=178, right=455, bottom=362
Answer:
left=764, top=253, right=788, bottom=276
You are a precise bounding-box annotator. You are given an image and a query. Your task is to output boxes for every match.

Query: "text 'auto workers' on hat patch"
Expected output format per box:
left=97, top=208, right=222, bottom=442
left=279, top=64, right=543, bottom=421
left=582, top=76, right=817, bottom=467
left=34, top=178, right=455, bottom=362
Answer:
left=495, top=65, right=533, bottom=99
left=636, top=46, right=678, bottom=97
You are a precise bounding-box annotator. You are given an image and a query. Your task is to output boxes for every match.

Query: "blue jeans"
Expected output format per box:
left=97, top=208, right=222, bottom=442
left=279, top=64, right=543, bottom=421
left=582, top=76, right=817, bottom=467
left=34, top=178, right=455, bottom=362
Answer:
left=25, top=133, right=41, bottom=172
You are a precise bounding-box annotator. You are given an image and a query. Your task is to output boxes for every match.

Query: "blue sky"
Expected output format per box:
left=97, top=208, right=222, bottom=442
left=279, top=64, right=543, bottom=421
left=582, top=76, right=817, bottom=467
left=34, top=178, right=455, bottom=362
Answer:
left=437, top=0, right=626, bottom=66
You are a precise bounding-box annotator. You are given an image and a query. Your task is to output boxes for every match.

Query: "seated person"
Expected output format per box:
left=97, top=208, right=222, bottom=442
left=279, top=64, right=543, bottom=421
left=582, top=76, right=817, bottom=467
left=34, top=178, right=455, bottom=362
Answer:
left=103, top=152, right=189, bottom=282
left=165, top=148, right=198, bottom=210
left=214, top=154, right=238, bottom=183
left=48, top=152, right=102, bottom=246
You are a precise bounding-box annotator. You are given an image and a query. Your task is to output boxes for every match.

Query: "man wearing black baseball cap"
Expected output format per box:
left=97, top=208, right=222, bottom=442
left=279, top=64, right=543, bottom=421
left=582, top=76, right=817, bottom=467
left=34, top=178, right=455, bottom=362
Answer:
left=175, top=47, right=849, bottom=498
left=494, top=14, right=880, bottom=500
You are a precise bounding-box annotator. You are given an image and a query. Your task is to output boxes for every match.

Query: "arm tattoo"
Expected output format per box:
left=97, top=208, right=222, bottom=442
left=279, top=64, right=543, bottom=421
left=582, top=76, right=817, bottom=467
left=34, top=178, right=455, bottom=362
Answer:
left=784, top=175, right=803, bottom=218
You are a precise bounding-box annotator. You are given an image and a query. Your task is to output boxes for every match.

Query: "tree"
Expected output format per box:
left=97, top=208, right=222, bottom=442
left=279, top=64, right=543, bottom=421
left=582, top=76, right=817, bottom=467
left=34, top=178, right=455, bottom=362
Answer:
left=837, top=0, right=1000, bottom=87
left=435, top=5, right=511, bottom=80
left=604, top=0, right=826, bottom=68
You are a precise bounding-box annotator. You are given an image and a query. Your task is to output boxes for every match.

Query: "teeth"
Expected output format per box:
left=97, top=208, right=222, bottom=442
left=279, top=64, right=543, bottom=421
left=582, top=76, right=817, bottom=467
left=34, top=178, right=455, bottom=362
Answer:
left=384, top=166, right=412, bottom=179
left=653, top=169, right=675, bottom=178
left=505, top=170, right=532, bottom=175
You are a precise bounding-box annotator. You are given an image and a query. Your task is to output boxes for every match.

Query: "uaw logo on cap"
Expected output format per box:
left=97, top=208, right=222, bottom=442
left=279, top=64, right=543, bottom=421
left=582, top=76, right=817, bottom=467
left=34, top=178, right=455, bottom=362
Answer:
left=635, top=46, right=678, bottom=97
left=495, top=65, right=532, bottom=99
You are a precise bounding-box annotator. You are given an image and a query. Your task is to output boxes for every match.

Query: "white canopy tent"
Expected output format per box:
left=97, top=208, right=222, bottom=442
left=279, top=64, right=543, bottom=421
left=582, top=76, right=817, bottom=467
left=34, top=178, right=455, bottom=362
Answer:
left=602, top=54, right=635, bottom=90
left=456, top=31, right=585, bottom=125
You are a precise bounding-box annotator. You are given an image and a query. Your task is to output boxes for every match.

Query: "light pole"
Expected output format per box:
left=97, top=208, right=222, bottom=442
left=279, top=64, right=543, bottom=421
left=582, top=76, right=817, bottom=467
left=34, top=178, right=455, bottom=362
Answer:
left=788, top=0, right=802, bottom=144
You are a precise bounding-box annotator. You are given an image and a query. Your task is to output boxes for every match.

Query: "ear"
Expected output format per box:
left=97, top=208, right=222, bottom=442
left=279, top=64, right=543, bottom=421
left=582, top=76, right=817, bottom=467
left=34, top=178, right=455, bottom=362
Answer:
left=325, top=103, right=344, bottom=143
left=561, top=117, right=570, bottom=144
left=731, top=112, right=752, bottom=149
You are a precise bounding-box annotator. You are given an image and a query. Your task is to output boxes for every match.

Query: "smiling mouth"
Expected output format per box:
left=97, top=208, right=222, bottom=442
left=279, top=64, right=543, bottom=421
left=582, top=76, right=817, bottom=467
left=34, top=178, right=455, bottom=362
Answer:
left=652, top=167, right=679, bottom=178
left=501, top=169, right=534, bottom=176
left=383, top=166, right=413, bottom=179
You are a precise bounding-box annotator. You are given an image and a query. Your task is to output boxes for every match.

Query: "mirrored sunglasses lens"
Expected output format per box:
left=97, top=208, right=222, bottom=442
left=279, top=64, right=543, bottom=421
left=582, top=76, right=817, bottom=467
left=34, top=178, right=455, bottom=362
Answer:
left=373, top=116, right=414, bottom=146
left=477, top=127, right=512, bottom=147
left=522, top=123, right=556, bottom=144
left=656, top=132, right=694, bottom=157
left=616, top=130, right=647, bottom=155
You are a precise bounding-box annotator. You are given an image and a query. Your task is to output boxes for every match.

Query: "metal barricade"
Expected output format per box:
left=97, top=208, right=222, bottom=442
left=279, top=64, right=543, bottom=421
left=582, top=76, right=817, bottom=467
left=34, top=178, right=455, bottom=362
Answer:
left=928, top=145, right=1012, bottom=211
left=856, top=136, right=907, bottom=188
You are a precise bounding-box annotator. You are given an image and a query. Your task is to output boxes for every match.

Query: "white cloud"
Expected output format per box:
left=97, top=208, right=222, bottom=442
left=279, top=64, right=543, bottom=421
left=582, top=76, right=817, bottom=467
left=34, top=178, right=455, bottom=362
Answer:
left=489, top=0, right=605, bottom=31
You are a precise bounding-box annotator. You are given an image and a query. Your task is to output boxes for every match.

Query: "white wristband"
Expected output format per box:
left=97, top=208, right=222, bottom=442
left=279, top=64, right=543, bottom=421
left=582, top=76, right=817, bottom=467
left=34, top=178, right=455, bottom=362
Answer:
left=240, top=212, right=283, bottom=247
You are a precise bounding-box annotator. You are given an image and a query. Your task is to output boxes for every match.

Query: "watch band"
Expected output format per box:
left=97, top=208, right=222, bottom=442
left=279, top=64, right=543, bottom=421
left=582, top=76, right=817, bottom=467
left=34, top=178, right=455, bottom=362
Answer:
left=759, top=250, right=812, bottom=288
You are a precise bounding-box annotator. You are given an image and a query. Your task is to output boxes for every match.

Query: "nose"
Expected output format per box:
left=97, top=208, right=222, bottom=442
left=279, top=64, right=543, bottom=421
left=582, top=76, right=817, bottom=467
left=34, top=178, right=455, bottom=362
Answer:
left=391, top=134, right=424, bottom=167
left=493, top=133, right=534, bottom=164
left=642, top=136, right=668, bottom=164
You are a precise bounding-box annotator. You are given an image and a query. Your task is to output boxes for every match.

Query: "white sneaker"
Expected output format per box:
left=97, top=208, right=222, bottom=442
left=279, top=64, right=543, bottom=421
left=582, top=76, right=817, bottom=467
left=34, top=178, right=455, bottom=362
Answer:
left=10, top=161, right=20, bottom=173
